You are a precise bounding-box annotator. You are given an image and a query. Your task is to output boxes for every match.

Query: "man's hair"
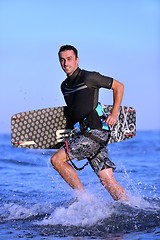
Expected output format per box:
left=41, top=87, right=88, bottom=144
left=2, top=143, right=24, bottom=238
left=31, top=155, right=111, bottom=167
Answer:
left=58, top=45, right=78, bottom=58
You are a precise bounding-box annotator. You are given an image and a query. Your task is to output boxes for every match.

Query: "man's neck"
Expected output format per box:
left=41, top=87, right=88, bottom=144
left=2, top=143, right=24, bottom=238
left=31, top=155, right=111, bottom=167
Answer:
left=67, top=67, right=79, bottom=77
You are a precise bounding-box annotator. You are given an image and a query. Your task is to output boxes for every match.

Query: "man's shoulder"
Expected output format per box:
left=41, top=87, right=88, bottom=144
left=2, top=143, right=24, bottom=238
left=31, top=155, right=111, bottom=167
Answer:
left=81, top=69, right=99, bottom=76
left=81, top=69, right=101, bottom=82
left=61, top=78, right=68, bottom=90
left=81, top=69, right=113, bottom=89
left=61, top=78, right=66, bottom=85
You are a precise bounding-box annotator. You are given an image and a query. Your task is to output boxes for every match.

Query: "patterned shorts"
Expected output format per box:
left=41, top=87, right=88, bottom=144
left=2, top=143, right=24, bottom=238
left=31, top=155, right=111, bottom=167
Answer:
left=63, top=129, right=116, bottom=174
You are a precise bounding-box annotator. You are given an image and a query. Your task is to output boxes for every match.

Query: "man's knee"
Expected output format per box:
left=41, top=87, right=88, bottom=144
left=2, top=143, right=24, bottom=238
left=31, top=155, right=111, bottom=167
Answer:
left=50, top=149, right=67, bottom=169
left=50, top=153, right=56, bottom=167
left=98, top=168, right=114, bottom=186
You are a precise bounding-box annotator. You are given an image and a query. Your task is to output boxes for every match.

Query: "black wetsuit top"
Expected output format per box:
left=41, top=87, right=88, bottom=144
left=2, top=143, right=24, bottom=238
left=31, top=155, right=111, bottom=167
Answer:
left=61, top=68, right=113, bottom=129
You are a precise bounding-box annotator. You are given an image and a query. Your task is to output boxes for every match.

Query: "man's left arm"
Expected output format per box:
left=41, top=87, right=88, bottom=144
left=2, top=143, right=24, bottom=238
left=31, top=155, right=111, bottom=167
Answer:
left=106, top=79, right=124, bottom=126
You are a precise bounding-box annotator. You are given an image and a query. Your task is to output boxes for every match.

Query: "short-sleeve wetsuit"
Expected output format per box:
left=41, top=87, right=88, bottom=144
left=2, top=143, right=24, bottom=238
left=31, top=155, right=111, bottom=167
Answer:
left=61, top=67, right=116, bottom=173
left=61, top=67, right=113, bottom=125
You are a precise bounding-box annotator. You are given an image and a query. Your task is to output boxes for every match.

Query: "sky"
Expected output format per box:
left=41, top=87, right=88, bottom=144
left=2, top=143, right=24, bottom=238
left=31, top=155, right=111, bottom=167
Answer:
left=0, top=0, right=159, bottom=133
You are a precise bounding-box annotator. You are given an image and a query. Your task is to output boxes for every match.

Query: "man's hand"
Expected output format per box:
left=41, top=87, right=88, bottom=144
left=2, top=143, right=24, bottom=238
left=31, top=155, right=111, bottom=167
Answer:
left=105, top=113, right=118, bottom=126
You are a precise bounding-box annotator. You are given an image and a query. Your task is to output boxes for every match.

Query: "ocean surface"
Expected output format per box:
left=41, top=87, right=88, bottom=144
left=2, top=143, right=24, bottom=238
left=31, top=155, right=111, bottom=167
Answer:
left=0, top=131, right=160, bottom=240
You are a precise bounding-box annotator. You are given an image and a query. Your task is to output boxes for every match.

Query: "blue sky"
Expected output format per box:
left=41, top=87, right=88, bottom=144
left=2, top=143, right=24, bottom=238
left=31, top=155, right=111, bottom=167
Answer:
left=0, top=0, right=159, bottom=133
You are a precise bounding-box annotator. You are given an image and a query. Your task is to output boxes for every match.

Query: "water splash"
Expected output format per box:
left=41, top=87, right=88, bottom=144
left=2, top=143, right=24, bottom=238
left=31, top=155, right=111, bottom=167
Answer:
left=37, top=190, right=160, bottom=229
left=38, top=191, right=113, bottom=226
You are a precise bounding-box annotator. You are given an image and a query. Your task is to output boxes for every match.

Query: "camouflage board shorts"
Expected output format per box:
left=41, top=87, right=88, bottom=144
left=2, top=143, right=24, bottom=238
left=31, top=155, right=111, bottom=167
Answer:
left=63, top=129, right=116, bottom=174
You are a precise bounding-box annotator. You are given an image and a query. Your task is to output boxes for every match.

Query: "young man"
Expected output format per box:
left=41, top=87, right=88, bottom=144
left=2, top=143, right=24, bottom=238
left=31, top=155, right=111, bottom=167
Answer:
left=51, top=45, right=127, bottom=201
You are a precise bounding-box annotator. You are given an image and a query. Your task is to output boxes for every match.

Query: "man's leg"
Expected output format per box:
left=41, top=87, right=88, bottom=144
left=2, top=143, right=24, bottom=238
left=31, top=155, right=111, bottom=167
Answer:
left=98, top=168, right=127, bottom=201
left=50, top=148, right=84, bottom=191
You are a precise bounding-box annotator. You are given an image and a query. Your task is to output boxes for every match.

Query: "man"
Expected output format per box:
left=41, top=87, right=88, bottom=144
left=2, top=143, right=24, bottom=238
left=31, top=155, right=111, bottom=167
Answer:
left=51, top=45, right=127, bottom=201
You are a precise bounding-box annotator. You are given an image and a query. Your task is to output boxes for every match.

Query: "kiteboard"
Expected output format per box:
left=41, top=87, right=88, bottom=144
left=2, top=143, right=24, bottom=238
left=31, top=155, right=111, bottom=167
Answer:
left=11, top=105, right=136, bottom=149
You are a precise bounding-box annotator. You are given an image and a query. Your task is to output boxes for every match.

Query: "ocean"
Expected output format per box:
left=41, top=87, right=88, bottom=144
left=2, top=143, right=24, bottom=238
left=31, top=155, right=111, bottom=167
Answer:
left=0, top=131, right=160, bottom=240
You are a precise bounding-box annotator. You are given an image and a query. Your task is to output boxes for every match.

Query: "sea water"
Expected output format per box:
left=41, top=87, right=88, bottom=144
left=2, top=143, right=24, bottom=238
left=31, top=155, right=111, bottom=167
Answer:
left=0, top=131, right=160, bottom=240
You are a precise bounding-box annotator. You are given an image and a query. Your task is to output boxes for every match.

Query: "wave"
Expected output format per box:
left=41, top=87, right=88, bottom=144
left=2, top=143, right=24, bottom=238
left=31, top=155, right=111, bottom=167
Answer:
left=1, top=193, right=160, bottom=237
left=0, top=202, right=53, bottom=223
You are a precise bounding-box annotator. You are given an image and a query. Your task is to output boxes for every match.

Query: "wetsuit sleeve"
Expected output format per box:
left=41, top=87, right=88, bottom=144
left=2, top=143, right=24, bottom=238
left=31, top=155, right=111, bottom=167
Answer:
left=82, top=70, right=113, bottom=89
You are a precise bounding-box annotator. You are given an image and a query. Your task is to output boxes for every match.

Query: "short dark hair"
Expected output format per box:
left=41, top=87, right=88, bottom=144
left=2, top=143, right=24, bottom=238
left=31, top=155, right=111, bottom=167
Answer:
left=58, top=45, right=78, bottom=58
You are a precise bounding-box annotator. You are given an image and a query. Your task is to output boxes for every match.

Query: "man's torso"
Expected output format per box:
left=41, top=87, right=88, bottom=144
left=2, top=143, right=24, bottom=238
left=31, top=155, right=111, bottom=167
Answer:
left=61, top=68, right=113, bottom=124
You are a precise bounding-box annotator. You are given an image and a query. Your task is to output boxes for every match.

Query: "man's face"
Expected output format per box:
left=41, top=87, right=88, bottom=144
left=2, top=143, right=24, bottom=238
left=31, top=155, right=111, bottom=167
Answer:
left=59, top=50, right=79, bottom=76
